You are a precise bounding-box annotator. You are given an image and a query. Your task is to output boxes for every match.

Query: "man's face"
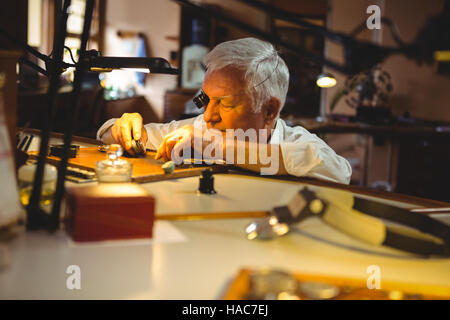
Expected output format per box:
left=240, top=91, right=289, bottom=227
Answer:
left=201, top=67, right=266, bottom=132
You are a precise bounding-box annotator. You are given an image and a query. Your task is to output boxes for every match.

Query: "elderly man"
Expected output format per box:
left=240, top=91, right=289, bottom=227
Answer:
left=97, top=37, right=352, bottom=184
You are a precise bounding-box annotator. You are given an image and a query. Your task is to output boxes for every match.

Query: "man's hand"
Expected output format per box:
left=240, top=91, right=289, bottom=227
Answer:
left=154, top=126, right=286, bottom=175
left=155, top=125, right=224, bottom=163
left=111, top=113, right=148, bottom=155
left=155, top=125, right=196, bottom=162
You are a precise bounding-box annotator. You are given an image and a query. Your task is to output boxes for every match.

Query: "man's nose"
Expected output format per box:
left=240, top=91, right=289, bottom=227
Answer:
left=203, top=101, right=221, bottom=124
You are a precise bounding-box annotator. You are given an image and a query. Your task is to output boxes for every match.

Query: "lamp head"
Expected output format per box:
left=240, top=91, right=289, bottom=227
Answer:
left=84, top=51, right=178, bottom=74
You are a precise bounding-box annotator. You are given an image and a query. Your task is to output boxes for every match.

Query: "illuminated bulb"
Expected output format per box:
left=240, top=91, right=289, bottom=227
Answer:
left=316, top=73, right=337, bottom=88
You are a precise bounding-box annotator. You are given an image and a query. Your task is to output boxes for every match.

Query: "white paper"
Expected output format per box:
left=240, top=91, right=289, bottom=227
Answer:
left=0, top=75, right=22, bottom=227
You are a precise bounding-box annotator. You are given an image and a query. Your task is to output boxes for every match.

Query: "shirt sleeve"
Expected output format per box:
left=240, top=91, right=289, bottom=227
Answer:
left=279, top=121, right=352, bottom=184
left=96, top=118, right=117, bottom=141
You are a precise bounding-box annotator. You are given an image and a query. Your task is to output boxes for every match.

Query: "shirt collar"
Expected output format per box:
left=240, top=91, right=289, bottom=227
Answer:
left=269, top=118, right=283, bottom=144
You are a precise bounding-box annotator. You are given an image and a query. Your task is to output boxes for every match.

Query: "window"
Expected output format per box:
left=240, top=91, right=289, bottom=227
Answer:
left=28, top=0, right=105, bottom=65
left=63, top=0, right=104, bottom=65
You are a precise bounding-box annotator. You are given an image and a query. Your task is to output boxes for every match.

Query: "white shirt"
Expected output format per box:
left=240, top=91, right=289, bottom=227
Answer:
left=97, top=115, right=352, bottom=184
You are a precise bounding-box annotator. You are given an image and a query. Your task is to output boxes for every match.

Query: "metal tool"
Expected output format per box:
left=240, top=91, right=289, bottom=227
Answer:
left=98, top=139, right=146, bottom=157
left=130, top=128, right=146, bottom=156
left=247, top=269, right=340, bottom=300
left=246, top=187, right=450, bottom=257
left=245, top=188, right=324, bottom=241
left=131, top=139, right=146, bottom=156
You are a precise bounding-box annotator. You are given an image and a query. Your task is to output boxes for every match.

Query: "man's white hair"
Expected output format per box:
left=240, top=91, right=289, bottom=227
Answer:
left=204, top=37, right=289, bottom=114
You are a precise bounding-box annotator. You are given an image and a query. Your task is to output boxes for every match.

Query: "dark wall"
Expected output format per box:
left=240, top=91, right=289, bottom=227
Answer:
left=0, top=0, right=28, bottom=50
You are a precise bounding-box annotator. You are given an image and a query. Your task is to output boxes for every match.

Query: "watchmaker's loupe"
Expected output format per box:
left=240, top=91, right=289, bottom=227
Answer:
left=193, top=90, right=210, bottom=109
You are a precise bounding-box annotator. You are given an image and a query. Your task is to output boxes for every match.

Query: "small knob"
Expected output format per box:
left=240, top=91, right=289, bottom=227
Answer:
left=198, top=169, right=216, bottom=194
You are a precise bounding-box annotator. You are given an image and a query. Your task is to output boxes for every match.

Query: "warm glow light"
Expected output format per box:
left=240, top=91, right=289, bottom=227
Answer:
left=120, top=68, right=151, bottom=73
left=316, top=74, right=337, bottom=88
left=388, top=290, right=404, bottom=300
left=245, top=223, right=256, bottom=234
left=269, top=216, right=279, bottom=226
left=247, top=231, right=258, bottom=240
left=90, top=67, right=113, bottom=73
left=273, top=223, right=289, bottom=236
left=435, top=50, right=450, bottom=61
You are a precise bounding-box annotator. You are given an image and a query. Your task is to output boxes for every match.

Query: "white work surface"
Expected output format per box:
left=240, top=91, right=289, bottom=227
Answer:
left=1, top=172, right=449, bottom=299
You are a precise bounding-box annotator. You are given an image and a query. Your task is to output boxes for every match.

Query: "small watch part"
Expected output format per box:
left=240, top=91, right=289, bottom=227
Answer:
left=130, top=128, right=146, bottom=156
left=162, top=161, right=175, bottom=174
left=247, top=269, right=299, bottom=300
left=98, top=144, right=108, bottom=153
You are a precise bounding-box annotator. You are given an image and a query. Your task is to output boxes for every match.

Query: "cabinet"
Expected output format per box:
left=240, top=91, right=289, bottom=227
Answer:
left=0, top=50, right=21, bottom=153
left=396, top=136, right=450, bottom=202
left=163, top=88, right=198, bottom=122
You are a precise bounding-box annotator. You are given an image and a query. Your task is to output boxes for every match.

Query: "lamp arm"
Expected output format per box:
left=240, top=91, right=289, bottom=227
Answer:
left=0, top=28, right=75, bottom=77
left=0, top=28, right=49, bottom=62
left=18, top=57, right=49, bottom=77
left=26, top=0, right=72, bottom=230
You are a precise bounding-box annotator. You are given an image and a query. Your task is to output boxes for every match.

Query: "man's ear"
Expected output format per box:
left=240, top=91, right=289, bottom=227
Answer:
left=263, top=97, right=281, bottom=123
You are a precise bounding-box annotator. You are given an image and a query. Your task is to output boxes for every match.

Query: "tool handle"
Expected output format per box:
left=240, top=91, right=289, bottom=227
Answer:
left=322, top=201, right=386, bottom=245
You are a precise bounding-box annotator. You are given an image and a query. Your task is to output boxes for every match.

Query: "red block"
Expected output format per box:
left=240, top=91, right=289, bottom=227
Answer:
left=64, top=183, right=155, bottom=242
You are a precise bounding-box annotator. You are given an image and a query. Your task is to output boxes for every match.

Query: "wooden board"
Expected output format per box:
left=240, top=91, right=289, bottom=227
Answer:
left=223, top=268, right=450, bottom=300
left=28, top=147, right=228, bottom=183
